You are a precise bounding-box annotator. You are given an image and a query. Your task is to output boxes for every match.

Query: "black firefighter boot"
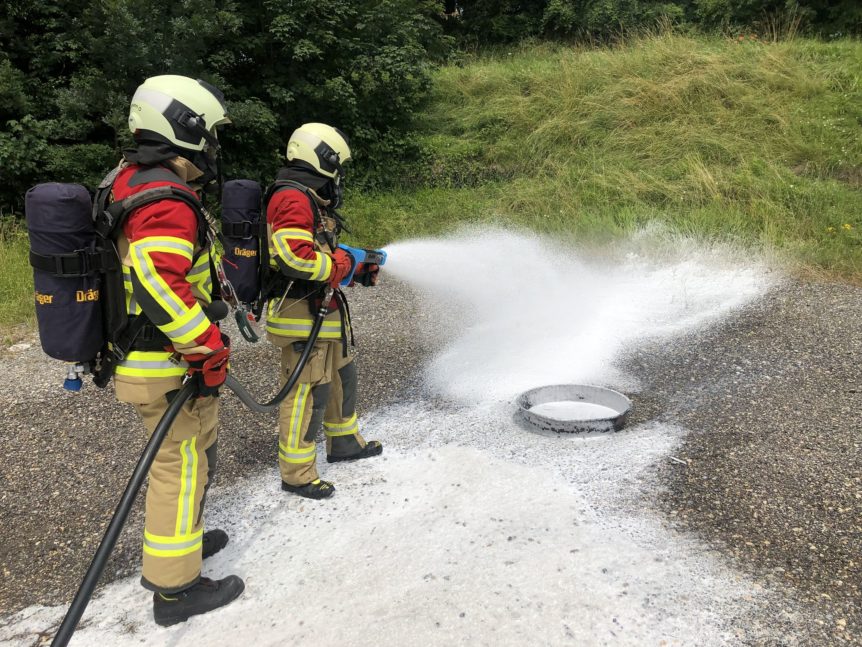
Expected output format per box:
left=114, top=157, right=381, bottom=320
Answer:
left=281, top=478, right=335, bottom=499
left=153, top=575, right=245, bottom=627
left=327, top=440, right=383, bottom=463
left=202, top=529, right=228, bottom=559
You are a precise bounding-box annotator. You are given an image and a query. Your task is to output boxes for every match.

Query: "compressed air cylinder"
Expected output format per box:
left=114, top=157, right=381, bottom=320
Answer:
left=25, top=183, right=103, bottom=362
left=221, top=179, right=262, bottom=304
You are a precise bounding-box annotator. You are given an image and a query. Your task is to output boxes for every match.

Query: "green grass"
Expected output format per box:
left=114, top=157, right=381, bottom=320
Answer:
left=346, top=33, right=862, bottom=278
left=0, top=216, right=34, bottom=330
left=3, top=33, right=861, bottom=332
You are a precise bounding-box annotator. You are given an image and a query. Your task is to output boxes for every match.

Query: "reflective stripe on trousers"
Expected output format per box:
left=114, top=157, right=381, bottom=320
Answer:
left=135, top=395, right=218, bottom=593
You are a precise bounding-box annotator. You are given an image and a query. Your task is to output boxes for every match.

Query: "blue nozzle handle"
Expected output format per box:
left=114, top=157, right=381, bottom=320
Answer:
left=337, top=244, right=387, bottom=286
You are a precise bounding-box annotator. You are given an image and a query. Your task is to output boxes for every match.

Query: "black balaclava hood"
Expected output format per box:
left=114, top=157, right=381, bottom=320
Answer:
left=122, top=142, right=180, bottom=167
left=124, top=140, right=219, bottom=191
left=277, top=162, right=343, bottom=208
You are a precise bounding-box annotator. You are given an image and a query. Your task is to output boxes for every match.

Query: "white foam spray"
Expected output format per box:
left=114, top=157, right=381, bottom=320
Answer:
left=1, top=226, right=800, bottom=647
left=384, top=226, right=773, bottom=402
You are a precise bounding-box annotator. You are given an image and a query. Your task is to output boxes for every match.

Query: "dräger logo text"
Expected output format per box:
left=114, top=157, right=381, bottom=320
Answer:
left=233, top=247, right=257, bottom=258
left=76, top=289, right=100, bottom=302
left=35, top=292, right=53, bottom=305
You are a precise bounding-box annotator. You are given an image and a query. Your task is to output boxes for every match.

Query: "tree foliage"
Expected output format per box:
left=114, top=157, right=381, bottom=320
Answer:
left=0, top=0, right=448, bottom=211
left=445, top=1, right=862, bottom=44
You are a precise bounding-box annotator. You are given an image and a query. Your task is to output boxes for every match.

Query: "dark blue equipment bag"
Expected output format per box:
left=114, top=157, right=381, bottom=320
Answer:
left=221, top=179, right=262, bottom=304
left=26, top=183, right=103, bottom=362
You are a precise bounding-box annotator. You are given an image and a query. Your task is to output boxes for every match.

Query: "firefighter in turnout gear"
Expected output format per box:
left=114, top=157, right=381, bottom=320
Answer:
left=110, top=75, right=243, bottom=625
left=266, top=123, right=383, bottom=499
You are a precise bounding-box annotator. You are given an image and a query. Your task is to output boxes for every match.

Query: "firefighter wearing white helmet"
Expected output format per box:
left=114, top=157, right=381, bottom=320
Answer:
left=264, top=123, right=383, bottom=500
left=104, top=74, right=243, bottom=625
left=127, top=74, right=231, bottom=188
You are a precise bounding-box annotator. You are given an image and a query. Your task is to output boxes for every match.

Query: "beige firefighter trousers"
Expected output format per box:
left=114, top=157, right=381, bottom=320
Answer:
left=275, top=339, right=368, bottom=485
left=133, top=393, right=218, bottom=593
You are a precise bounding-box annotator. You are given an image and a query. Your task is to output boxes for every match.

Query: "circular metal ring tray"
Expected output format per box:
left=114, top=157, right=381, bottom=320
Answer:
left=517, top=384, right=632, bottom=435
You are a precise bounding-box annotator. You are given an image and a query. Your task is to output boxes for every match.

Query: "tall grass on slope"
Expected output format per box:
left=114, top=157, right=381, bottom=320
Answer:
left=349, top=34, right=862, bottom=279
left=0, top=216, right=34, bottom=330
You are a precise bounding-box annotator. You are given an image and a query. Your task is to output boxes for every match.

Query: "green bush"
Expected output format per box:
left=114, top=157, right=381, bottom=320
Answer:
left=447, top=0, right=862, bottom=43
left=0, top=0, right=449, bottom=210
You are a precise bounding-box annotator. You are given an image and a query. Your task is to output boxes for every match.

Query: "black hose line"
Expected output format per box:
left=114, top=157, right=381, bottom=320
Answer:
left=223, top=288, right=331, bottom=413
left=224, top=313, right=322, bottom=413
left=51, top=380, right=197, bottom=647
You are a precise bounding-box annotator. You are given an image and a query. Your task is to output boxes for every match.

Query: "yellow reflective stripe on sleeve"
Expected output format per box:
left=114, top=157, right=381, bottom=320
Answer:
left=271, top=228, right=331, bottom=279
left=175, top=438, right=199, bottom=536
left=279, top=228, right=314, bottom=241
left=311, top=252, right=332, bottom=281
left=159, top=303, right=211, bottom=344
left=143, top=528, right=203, bottom=558
left=130, top=238, right=194, bottom=318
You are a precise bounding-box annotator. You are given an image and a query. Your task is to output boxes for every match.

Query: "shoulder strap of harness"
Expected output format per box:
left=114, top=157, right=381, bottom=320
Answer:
left=93, top=165, right=208, bottom=248
left=263, top=179, right=323, bottom=226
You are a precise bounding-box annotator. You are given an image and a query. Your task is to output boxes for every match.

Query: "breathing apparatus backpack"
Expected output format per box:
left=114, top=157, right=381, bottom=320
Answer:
left=26, top=166, right=209, bottom=390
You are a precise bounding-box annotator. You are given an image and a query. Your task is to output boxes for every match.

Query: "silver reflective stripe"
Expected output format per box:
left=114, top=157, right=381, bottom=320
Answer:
left=133, top=241, right=192, bottom=316
left=165, top=308, right=207, bottom=341
left=289, top=384, right=310, bottom=448
left=279, top=447, right=315, bottom=461
left=143, top=534, right=201, bottom=552
left=273, top=232, right=316, bottom=270
left=187, top=262, right=209, bottom=278
left=267, top=321, right=314, bottom=333
left=120, top=358, right=182, bottom=370
left=132, top=87, right=173, bottom=113
left=179, top=440, right=195, bottom=535
left=311, top=253, right=331, bottom=281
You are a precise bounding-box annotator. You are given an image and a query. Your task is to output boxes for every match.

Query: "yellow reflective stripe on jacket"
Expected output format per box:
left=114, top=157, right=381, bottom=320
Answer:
left=265, top=317, right=342, bottom=339
left=324, top=413, right=359, bottom=437
left=176, top=438, right=199, bottom=536
left=115, top=351, right=187, bottom=378
left=130, top=236, right=195, bottom=319
left=143, top=528, right=203, bottom=558
left=122, top=267, right=142, bottom=315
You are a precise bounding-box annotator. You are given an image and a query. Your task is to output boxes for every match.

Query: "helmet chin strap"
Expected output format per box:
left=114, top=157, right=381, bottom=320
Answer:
left=321, top=148, right=345, bottom=208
